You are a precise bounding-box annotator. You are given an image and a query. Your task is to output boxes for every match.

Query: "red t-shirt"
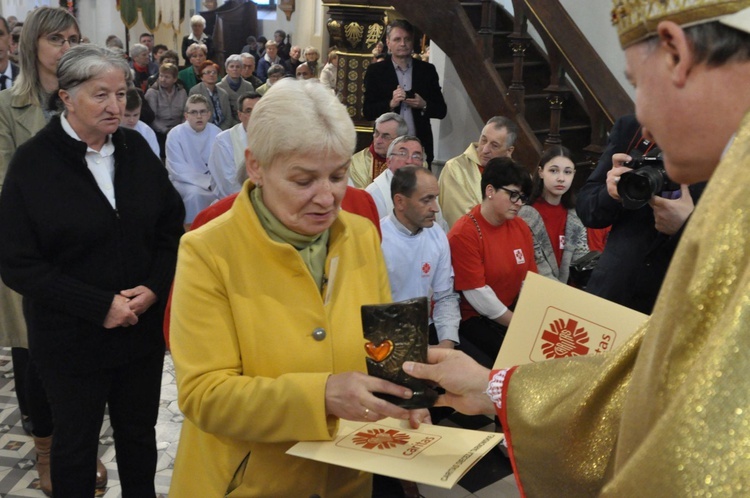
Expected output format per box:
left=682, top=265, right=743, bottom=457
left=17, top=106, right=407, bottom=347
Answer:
left=586, top=226, right=610, bottom=253
left=532, top=198, right=568, bottom=267
left=448, top=205, right=537, bottom=321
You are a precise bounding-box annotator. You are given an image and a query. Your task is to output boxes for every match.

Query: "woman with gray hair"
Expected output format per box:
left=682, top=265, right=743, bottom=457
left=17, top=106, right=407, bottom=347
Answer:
left=169, top=78, right=428, bottom=497
left=303, top=45, right=321, bottom=76
left=217, top=53, right=254, bottom=120
left=129, top=42, right=157, bottom=91
left=0, top=44, right=185, bottom=496
left=0, top=6, right=111, bottom=495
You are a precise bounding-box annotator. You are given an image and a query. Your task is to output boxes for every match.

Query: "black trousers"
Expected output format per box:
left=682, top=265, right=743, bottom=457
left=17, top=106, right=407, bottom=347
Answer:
left=36, top=346, right=164, bottom=498
left=11, top=347, right=54, bottom=436
left=10, top=347, right=29, bottom=417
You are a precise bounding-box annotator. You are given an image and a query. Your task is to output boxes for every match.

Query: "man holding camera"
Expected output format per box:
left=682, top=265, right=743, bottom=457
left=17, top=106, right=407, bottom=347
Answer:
left=363, top=19, right=447, bottom=166
left=576, top=114, right=705, bottom=314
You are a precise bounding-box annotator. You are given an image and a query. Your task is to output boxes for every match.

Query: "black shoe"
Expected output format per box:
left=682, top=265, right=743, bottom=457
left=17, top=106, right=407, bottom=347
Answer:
left=21, top=415, right=33, bottom=436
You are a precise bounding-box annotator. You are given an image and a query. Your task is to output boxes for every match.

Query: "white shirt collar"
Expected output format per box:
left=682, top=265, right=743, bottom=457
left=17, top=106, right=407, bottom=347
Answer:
left=60, top=112, right=115, bottom=157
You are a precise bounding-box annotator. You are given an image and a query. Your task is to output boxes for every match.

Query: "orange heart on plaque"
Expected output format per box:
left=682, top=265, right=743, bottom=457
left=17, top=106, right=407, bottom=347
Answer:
left=365, top=340, right=394, bottom=362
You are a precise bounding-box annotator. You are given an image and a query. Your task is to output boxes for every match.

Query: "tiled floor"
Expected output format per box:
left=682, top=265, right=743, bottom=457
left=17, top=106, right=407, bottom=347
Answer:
left=0, top=348, right=519, bottom=497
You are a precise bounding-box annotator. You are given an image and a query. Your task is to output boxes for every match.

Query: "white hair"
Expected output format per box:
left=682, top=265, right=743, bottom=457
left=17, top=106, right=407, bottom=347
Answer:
left=246, top=79, right=355, bottom=167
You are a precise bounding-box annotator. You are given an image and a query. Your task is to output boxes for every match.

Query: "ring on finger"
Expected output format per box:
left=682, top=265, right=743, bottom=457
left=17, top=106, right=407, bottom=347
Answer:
left=364, top=408, right=370, bottom=419
left=614, top=176, right=620, bottom=184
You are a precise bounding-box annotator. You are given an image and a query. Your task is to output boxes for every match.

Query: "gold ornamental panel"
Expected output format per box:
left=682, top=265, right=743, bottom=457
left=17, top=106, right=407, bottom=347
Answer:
left=345, top=22, right=364, bottom=48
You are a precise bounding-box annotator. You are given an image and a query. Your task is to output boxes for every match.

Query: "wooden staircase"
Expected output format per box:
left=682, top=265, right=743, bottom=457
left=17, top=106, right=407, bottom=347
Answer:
left=366, top=0, right=634, bottom=183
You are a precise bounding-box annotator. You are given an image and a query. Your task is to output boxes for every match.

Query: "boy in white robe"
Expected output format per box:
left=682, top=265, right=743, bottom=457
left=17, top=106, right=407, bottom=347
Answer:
left=166, top=94, right=221, bottom=224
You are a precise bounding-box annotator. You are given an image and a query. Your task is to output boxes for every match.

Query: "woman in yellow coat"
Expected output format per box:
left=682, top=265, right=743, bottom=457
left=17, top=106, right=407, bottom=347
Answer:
left=169, top=78, right=425, bottom=497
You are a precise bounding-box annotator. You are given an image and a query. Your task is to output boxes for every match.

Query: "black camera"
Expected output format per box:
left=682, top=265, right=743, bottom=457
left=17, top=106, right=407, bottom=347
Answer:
left=617, top=155, right=679, bottom=209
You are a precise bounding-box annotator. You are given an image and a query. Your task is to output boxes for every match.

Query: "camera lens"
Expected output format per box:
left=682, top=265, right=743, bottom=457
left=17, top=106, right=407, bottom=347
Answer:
left=617, top=168, right=665, bottom=209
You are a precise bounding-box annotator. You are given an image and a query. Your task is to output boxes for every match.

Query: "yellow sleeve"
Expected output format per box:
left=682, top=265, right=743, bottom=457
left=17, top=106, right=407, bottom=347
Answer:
left=171, top=233, right=335, bottom=444
left=439, top=159, right=473, bottom=228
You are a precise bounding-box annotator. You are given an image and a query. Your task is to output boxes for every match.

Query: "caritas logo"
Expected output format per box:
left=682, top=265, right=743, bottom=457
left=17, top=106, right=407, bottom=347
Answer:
left=351, top=428, right=410, bottom=450
left=529, top=307, right=616, bottom=363
left=337, top=424, right=441, bottom=459
left=540, top=318, right=589, bottom=358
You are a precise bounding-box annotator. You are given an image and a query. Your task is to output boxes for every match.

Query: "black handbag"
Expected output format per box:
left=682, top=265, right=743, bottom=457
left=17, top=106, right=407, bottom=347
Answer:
left=569, top=251, right=601, bottom=289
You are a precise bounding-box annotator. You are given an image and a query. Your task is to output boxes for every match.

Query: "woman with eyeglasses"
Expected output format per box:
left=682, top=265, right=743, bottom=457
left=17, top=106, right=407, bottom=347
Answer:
left=189, top=59, right=234, bottom=130
left=519, top=145, right=590, bottom=284
left=0, top=7, right=109, bottom=495
left=0, top=44, right=184, bottom=496
left=447, top=157, right=536, bottom=368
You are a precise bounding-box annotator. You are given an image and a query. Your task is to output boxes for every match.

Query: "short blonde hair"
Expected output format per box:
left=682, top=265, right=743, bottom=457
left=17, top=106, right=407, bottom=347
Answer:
left=186, top=43, right=207, bottom=57
left=159, top=62, right=179, bottom=78
left=246, top=79, right=355, bottom=167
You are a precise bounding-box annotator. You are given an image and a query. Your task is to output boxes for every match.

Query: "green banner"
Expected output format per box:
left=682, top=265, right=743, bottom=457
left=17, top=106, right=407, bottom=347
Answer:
left=119, top=0, right=159, bottom=31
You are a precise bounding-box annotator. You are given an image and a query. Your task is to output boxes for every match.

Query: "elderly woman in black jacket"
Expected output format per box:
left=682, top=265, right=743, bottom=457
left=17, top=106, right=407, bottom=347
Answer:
left=0, top=45, right=184, bottom=496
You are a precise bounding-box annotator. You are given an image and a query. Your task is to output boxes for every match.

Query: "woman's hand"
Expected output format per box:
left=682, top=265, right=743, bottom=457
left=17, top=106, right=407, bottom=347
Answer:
left=404, top=348, right=496, bottom=416
left=120, top=285, right=157, bottom=316
left=325, top=371, right=414, bottom=422
left=103, top=294, right=139, bottom=329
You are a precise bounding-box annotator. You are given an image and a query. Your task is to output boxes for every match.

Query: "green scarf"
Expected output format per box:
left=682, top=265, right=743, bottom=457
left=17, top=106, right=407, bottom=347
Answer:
left=250, top=187, right=329, bottom=291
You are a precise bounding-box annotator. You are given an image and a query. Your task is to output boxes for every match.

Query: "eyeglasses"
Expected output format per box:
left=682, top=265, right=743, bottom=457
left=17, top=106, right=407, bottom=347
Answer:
left=242, top=64, right=254, bottom=69
left=390, top=150, right=424, bottom=162
left=238, top=108, right=253, bottom=115
left=44, top=34, right=80, bottom=47
left=202, top=70, right=217, bottom=76
left=186, top=109, right=210, bottom=116
left=498, top=186, right=528, bottom=204
left=373, top=130, right=393, bottom=141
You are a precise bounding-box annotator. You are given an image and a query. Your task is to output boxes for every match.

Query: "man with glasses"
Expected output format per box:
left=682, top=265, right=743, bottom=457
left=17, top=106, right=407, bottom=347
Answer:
left=240, top=53, right=262, bottom=89
left=208, top=92, right=261, bottom=198
left=366, top=135, right=449, bottom=231
left=439, top=116, right=518, bottom=227
left=349, top=112, right=407, bottom=189
left=166, top=94, right=222, bottom=224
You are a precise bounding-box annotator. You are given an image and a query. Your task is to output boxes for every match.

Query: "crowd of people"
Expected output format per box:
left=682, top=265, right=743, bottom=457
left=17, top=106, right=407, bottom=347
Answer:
left=0, top=1, right=749, bottom=497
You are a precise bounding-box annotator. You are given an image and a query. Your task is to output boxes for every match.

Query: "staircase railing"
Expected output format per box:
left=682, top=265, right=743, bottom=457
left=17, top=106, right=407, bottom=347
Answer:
left=508, top=0, right=633, bottom=155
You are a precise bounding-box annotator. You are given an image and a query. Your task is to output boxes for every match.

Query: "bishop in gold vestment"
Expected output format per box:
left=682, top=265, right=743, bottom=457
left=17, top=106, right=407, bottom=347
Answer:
left=503, top=111, right=750, bottom=495
left=404, top=1, right=750, bottom=496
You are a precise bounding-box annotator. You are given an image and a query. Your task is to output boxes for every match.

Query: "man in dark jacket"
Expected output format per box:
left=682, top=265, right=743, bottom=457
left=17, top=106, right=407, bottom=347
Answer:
left=576, top=114, right=705, bottom=314
left=363, top=19, right=447, bottom=166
